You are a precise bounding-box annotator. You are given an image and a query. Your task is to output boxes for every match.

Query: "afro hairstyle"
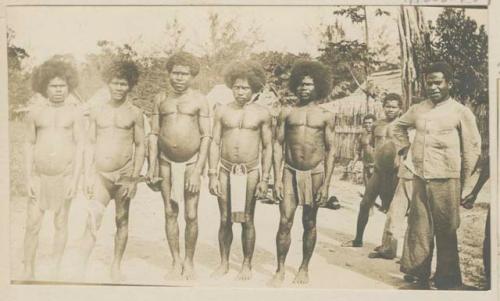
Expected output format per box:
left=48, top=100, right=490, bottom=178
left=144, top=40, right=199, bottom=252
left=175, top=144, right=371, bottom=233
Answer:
left=425, top=61, right=453, bottom=82
left=102, top=60, right=140, bottom=88
left=224, top=60, right=266, bottom=93
left=166, top=51, right=200, bottom=76
left=383, top=93, right=403, bottom=108
left=363, top=113, right=377, bottom=122
left=31, top=57, right=79, bottom=97
left=288, top=60, right=331, bottom=100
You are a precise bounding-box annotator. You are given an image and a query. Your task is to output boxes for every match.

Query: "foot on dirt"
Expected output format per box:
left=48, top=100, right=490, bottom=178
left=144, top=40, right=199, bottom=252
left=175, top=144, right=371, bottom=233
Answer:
left=181, top=261, right=196, bottom=281
left=236, top=263, right=252, bottom=281
left=368, top=251, right=395, bottom=260
left=268, top=270, right=285, bottom=287
left=210, top=263, right=229, bottom=279
left=110, top=264, right=124, bottom=283
left=341, top=240, right=363, bottom=247
left=164, top=261, right=183, bottom=280
left=292, top=268, right=309, bottom=285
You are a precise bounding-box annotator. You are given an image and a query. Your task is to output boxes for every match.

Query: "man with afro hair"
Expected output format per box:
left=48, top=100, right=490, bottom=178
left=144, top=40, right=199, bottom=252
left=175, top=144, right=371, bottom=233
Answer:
left=23, top=57, right=85, bottom=280
left=271, top=60, right=336, bottom=285
left=80, top=60, right=146, bottom=282
left=208, top=60, right=273, bottom=281
left=146, top=51, right=211, bottom=280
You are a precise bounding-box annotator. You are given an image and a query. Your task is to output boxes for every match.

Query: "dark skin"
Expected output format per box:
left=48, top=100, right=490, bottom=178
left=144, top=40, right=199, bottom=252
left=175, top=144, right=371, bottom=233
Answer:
left=208, top=78, right=273, bottom=281
left=271, top=76, right=336, bottom=286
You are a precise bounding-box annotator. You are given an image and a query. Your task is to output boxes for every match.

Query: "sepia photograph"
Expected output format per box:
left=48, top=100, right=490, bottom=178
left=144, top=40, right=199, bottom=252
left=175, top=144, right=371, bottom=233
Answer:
left=4, top=2, right=495, bottom=294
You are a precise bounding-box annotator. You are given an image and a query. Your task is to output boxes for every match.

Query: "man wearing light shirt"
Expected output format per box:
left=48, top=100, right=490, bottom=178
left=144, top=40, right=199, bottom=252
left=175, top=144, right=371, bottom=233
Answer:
left=391, top=62, right=481, bottom=290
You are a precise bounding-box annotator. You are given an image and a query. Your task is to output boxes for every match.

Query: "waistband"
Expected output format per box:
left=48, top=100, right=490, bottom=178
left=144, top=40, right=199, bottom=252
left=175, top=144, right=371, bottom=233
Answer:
left=220, top=157, right=260, bottom=173
left=284, top=161, right=324, bottom=175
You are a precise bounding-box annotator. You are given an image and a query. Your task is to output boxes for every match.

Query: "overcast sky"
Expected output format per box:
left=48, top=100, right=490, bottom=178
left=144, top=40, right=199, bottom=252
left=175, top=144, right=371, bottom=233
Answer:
left=7, top=5, right=487, bottom=67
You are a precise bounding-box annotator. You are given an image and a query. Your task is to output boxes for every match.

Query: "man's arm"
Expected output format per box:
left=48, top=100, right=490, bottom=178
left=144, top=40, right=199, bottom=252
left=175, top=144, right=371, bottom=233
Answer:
left=24, top=110, right=36, bottom=197
left=260, top=110, right=273, bottom=183
left=272, top=108, right=287, bottom=200
left=84, top=109, right=97, bottom=179
left=459, top=107, right=482, bottom=194
left=195, top=96, right=211, bottom=172
left=133, top=109, right=146, bottom=176
left=391, top=106, right=416, bottom=156
left=208, top=105, right=223, bottom=196
left=323, top=112, right=336, bottom=192
left=71, top=107, right=85, bottom=190
left=147, top=96, right=160, bottom=179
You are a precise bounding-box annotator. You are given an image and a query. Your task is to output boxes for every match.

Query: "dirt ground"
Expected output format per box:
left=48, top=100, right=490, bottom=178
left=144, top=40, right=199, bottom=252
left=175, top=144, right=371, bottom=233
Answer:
left=9, top=172, right=492, bottom=290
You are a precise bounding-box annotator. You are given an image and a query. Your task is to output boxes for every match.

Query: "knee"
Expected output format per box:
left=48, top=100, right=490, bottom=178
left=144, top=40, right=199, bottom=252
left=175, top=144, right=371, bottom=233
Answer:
left=54, top=216, right=68, bottom=232
left=26, top=220, right=42, bottom=235
left=359, top=199, right=372, bottom=211
left=302, top=218, right=316, bottom=231
left=115, top=214, right=129, bottom=229
left=185, top=211, right=198, bottom=225
left=220, top=216, right=231, bottom=228
left=164, top=208, right=178, bottom=220
left=279, top=217, right=293, bottom=233
left=242, top=220, right=255, bottom=230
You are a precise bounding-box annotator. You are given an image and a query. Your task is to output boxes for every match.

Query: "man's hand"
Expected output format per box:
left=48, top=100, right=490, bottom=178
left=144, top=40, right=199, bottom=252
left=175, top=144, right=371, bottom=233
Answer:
left=84, top=174, right=95, bottom=199
left=122, top=182, right=138, bottom=200
left=314, top=183, right=329, bottom=206
left=27, top=177, right=36, bottom=199
left=209, top=175, right=221, bottom=197
left=255, top=181, right=268, bottom=199
left=186, top=168, right=202, bottom=194
left=274, top=181, right=284, bottom=202
left=146, top=167, right=155, bottom=184
left=65, top=182, right=78, bottom=200
left=461, top=193, right=477, bottom=210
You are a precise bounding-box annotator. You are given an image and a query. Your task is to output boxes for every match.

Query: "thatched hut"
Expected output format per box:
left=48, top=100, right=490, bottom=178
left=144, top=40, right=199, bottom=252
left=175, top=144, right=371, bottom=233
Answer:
left=321, top=69, right=402, bottom=162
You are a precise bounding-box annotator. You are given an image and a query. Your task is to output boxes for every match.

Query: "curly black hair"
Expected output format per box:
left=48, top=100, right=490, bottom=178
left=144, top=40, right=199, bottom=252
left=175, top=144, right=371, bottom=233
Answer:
left=425, top=61, right=453, bottom=82
left=102, top=60, right=140, bottom=88
left=224, top=61, right=266, bottom=93
left=383, top=93, right=403, bottom=108
left=31, top=58, right=79, bottom=97
left=288, top=60, right=331, bottom=100
left=166, top=51, right=200, bottom=76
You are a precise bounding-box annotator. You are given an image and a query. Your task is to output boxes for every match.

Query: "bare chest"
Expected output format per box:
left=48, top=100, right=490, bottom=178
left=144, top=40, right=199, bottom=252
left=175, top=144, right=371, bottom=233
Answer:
left=286, top=109, right=326, bottom=129
left=221, top=108, right=262, bottom=131
left=159, top=97, right=199, bottom=118
left=96, top=107, right=135, bottom=130
left=34, top=107, right=74, bottom=130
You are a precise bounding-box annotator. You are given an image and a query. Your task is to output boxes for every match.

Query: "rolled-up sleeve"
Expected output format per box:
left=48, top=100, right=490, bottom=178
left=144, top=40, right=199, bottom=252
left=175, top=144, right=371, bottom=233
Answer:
left=459, top=107, right=481, bottom=181
left=391, top=106, right=416, bottom=154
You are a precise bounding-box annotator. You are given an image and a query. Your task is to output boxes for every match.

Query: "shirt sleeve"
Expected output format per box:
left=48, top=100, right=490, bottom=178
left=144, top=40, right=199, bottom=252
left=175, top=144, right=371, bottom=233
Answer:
left=459, top=106, right=482, bottom=180
left=391, top=105, right=416, bottom=154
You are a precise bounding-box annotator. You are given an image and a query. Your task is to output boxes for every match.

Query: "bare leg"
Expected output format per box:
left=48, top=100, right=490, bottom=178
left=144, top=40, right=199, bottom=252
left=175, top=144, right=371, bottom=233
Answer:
left=182, top=164, right=200, bottom=280
left=293, top=205, right=319, bottom=285
left=159, top=162, right=182, bottom=277
left=270, top=168, right=297, bottom=287
left=211, top=169, right=232, bottom=279
left=110, top=187, right=131, bottom=283
left=51, top=199, right=71, bottom=278
left=78, top=175, right=112, bottom=278
left=22, top=199, right=44, bottom=280
left=237, top=169, right=259, bottom=281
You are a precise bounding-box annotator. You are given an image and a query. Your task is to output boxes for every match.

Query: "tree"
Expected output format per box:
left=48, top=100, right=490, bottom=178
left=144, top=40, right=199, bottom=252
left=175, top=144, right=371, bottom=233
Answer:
left=431, top=8, right=488, bottom=105
left=7, top=28, right=32, bottom=118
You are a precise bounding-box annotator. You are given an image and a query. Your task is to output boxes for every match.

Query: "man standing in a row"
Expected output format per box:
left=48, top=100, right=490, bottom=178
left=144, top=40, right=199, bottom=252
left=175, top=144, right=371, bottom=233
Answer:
left=24, top=59, right=84, bottom=280
left=147, top=52, right=211, bottom=280
left=393, top=62, right=481, bottom=290
left=208, top=61, right=273, bottom=280
left=271, top=60, right=336, bottom=285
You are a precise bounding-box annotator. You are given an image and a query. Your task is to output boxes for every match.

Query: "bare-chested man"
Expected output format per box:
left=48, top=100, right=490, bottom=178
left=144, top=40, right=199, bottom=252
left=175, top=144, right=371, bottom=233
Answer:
left=146, top=52, right=211, bottom=280
left=80, top=61, right=145, bottom=282
left=351, top=114, right=376, bottom=186
left=271, top=60, right=336, bottom=286
left=23, top=58, right=84, bottom=280
left=208, top=61, right=272, bottom=281
left=341, top=94, right=402, bottom=248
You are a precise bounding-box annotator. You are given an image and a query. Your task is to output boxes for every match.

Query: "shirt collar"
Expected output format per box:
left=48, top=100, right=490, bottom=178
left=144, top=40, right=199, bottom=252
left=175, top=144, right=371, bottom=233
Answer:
left=427, top=97, right=453, bottom=108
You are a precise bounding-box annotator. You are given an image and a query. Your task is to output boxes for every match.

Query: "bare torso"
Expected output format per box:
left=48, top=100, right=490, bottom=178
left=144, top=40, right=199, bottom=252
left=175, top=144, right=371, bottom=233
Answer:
left=94, top=101, right=138, bottom=172
left=284, top=105, right=329, bottom=170
left=157, top=89, right=203, bottom=162
left=359, top=132, right=374, bottom=165
left=373, top=119, right=397, bottom=170
left=219, top=103, right=267, bottom=163
left=32, top=104, right=78, bottom=175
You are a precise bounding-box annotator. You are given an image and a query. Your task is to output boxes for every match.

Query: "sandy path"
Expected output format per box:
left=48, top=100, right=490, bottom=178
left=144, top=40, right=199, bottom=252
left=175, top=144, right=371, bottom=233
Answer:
left=9, top=174, right=491, bottom=289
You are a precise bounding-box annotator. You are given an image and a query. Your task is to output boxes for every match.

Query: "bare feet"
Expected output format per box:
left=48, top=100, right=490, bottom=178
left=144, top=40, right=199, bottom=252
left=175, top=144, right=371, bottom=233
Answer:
left=110, top=263, right=124, bottom=283
left=269, top=270, right=285, bottom=287
left=293, top=268, right=309, bottom=285
left=165, top=261, right=183, bottom=281
left=22, top=266, right=35, bottom=281
left=236, top=263, right=252, bottom=281
left=210, top=263, right=229, bottom=279
left=181, top=261, right=196, bottom=281
left=341, top=240, right=363, bottom=247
